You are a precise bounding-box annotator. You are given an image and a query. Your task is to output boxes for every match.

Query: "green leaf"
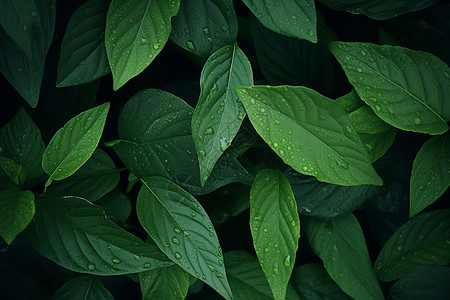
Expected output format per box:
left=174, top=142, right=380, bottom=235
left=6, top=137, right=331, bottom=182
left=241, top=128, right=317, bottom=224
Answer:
left=0, top=189, right=35, bottom=244
left=330, top=42, right=450, bottom=135
left=0, top=157, right=26, bottom=185
left=0, top=107, right=45, bottom=186
left=374, top=208, right=450, bottom=281
left=249, top=169, right=300, bottom=300
left=389, top=265, right=450, bottom=300
left=291, top=263, right=351, bottom=300
left=242, top=0, right=317, bottom=43
left=105, top=0, right=180, bottom=90
left=170, top=0, right=238, bottom=57
left=96, top=189, right=131, bottom=224
left=318, top=0, right=439, bottom=20
left=225, top=250, right=300, bottom=300
left=0, top=0, right=56, bottom=107
left=26, top=196, right=173, bottom=275
left=235, top=85, right=382, bottom=186
left=139, top=264, right=191, bottom=300
left=113, top=89, right=253, bottom=195
left=285, top=168, right=381, bottom=218
left=52, top=276, right=113, bottom=300
left=305, top=214, right=384, bottom=300
left=42, top=103, right=110, bottom=182
left=46, top=149, right=120, bottom=201
left=56, top=0, right=110, bottom=87
left=0, top=0, right=41, bottom=58
left=192, top=43, right=253, bottom=186
left=410, top=136, right=450, bottom=217
left=136, top=176, right=233, bottom=300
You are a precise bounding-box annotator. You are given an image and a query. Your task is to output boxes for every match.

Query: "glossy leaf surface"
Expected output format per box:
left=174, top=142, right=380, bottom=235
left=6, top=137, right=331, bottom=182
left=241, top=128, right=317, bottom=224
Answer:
left=52, top=276, right=113, bottom=300
left=139, top=265, right=191, bottom=300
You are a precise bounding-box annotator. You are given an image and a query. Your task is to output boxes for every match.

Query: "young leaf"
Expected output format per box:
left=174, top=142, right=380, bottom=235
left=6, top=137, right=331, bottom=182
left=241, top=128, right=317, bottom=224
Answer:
left=291, top=263, right=351, bottom=300
left=235, top=85, right=382, bottom=186
left=0, top=108, right=45, bottom=186
left=46, top=149, right=120, bottom=201
left=410, top=136, right=450, bottom=217
left=136, top=176, right=233, bottom=300
left=305, top=214, right=384, bottom=300
left=52, top=276, right=113, bottom=300
left=170, top=0, right=238, bottom=57
left=56, top=0, right=110, bottom=87
left=192, top=43, right=253, bottom=186
left=0, top=0, right=56, bottom=107
left=26, top=196, right=173, bottom=275
left=242, top=0, right=317, bottom=43
left=330, top=42, right=450, bottom=135
left=42, top=103, right=110, bottom=182
left=0, top=0, right=41, bottom=58
left=0, top=189, right=35, bottom=244
left=389, top=265, right=450, bottom=300
left=225, top=250, right=300, bottom=300
left=139, top=265, right=191, bottom=300
left=105, top=0, right=180, bottom=90
left=250, top=169, right=300, bottom=300
left=113, top=89, right=252, bottom=195
left=374, top=209, right=450, bottom=281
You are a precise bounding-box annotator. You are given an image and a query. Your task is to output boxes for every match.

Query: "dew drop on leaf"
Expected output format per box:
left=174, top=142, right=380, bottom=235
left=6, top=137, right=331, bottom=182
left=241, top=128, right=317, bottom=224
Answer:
left=173, top=226, right=182, bottom=234
left=175, top=252, right=182, bottom=260
left=414, top=117, right=423, bottom=125
left=172, top=236, right=180, bottom=244
left=112, top=257, right=122, bottom=264
left=284, top=255, right=291, bottom=267
left=87, top=263, right=96, bottom=271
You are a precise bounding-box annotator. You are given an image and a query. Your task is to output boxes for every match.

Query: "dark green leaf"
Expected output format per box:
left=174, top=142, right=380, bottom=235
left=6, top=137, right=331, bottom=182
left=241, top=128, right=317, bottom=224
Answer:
left=305, top=214, right=384, bottom=300
left=52, top=276, right=113, bottom=300
left=95, top=189, right=131, bottom=224
left=0, top=157, right=26, bottom=185
left=105, top=0, right=180, bottom=90
left=56, top=0, right=110, bottom=87
left=0, top=0, right=56, bottom=107
left=291, top=263, right=351, bottom=300
left=242, top=0, right=317, bottom=42
left=136, top=176, right=233, bottom=300
left=374, top=209, right=450, bottom=281
left=192, top=43, right=253, bottom=186
left=0, top=189, right=35, bottom=244
left=46, top=149, right=120, bottom=201
left=42, top=103, right=110, bottom=182
left=26, top=196, right=172, bottom=275
left=330, top=42, right=450, bottom=135
left=235, top=85, right=382, bottom=186
left=410, top=136, right=450, bottom=217
left=170, top=0, right=237, bottom=57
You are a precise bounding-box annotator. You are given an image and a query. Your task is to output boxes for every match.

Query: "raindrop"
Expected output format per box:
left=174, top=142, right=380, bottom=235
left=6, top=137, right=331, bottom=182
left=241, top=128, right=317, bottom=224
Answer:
left=204, top=127, right=214, bottom=135
left=112, top=257, right=122, bottom=264
left=174, top=252, right=182, bottom=260
left=302, top=166, right=308, bottom=172
left=273, top=142, right=279, bottom=148
left=375, top=105, right=381, bottom=111
left=264, top=248, right=269, bottom=253
left=290, top=220, right=296, bottom=227
left=173, top=226, right=182, bottom=234
left=414, top=117, right=423, bottom=125
left=87, top=263, right=96, bottom=271
left=134, top=255, right=142, bottom=261
left=250, top=99, right=256, bottom=104
left=308, top=30, right=314, bottom=37
left=197, top=205, right=202, bottom=211
left=186, top=41, right=196, bottom=51
left=357, top=67, right=363, bottom=73
left=191, top=212, right=196, bottom=217
left=202, top=27, right=210, bottom=35
left=361, top=50, right=367, bottom=56
left=273, top=266, right=279, bottom=275
left=153, top=43, right=160, bottom=50
left=284, top=255, right=291, bottom=267
left=445, top=71, right=450, bottom=80
left=172, top=236, right=180, bottom=245
left=112, top=29, right=117, bottom=35
left=345, top=125, right=353, bottom=134
left=397, top=246, right=402, bottom=251
left=218, top=259, right=224, bottom=266
left=143, top=262, right=152, bottom=268
left=279, top=150, right=285, bottom=157
left=208, top=265, right=215, bottom=272
left=199, top=150, right=206, bottom=158
left=273, top=120, right=280, bottom=125
left=291, top=15, right=297, bottom=20
left=221, top=26, right=228, bottom=32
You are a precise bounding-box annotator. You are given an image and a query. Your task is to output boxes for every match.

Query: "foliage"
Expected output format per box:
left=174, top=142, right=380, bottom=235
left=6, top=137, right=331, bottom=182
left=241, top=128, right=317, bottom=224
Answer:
left=1, top=0, right=449, bottom=299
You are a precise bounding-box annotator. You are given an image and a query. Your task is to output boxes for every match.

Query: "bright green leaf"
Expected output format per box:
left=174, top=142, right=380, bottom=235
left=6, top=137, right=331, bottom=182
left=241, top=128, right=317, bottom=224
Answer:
left=250, top=169, right=300, bottom=300
left=56, top=0, right=110, bottom=87
left=291, top=263, right=351, bottom=300
left=330, top=42, right=450, bottom=135
left=0, top=0, right=55, bottom=107
left=136, top=176, right=233, bottom=300
left=96, top=189, right=131, bottom=224
left=235, top=85, right=382, bottom=186
left=105, top=0, right=180, bottom=90
left=0, top=107, right=45, bottom=186
left=305, top=214, right=384, bottom=300
left=139, top=264, right=191, bottom=300
left=192, top=43, right=253, bottom=186
left=374, top=208, right=450, bottom=281
left=410, top=136, right=450, bottom=217
left=0, top=189, right=34, bottom=244
left=42, top=103, right=110, bottom=182
left=242, top=0, right=317, bottom=42
left=26, top=196, right=173, bottom=275
left=170, top=0, right=238, bottom=57
left=52, top=276, right=113, bottom=300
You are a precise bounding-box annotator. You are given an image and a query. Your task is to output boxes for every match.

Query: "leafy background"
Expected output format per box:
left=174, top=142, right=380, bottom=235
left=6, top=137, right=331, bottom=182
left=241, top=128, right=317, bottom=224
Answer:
left=1, top=0, right=449, bottom=299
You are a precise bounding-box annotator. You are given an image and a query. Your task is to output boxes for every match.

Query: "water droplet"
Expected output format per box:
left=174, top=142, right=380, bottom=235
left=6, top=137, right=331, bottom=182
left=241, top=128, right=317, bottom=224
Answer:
left=199, top=150, right=206, bottom=158
left=112, top=257, right=122, bottom=264
left=445, top=71, right=450, bottom=80
left=361, top=50, right=367, bottom=56
left=221, top=26, right=228, bottom=32
left=414, top=117, right=422, bottom=125
left=197, top=205, right=202, bottom=211
left=174, top=226, right=182, bottom=234
left=205, top=127, right=214, bottom=135
left=365, top=143, right=373, bottom=151
left=202, top=27, right=210, bottom=35
left=273, top=265, right=279, bottom=275
left=291, top=15, right=297, bottom=20
left=345, top=125, right=353, bottom=134
left=284, top=255, right=291, bottom=267
left=134, top=255, right=141, bottom=261
left=87, top=263, right=96, bottom=271
left=112, top=29, right=117, bottom=35
left=308, top=30, right=314, bottom=37
left=290, top=220, right=296, bottom=227
left=279, top=149, right=285, bottom=156
left=397, top=246, right=402, bottom=251
left=260, top=108, right=265, bottom=113
left=375, top=105, right=381, bottom=111
left=302, top=166, right=308, bottom=172
left=357, top=67, right=363, bottom=73
left=186, top=41, right=196, bottom=51
left=191, top=212, right=196, bottom=217
left=174, top=252, right=182, bottom=260
left=172, top=236, right=180, bottom=244
left=250, top=99, right=256, bottom=104
left=263, top=228, right=268, bottom=233
left=143, top=262, right=152, bottom=268
left=208, top=265, right=216, bottom=272
left=153, top=43, right=160, bottom=50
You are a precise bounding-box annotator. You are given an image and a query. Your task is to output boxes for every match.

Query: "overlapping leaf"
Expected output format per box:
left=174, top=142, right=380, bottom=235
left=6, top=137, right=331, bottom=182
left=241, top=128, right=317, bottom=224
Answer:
left=96, top=189, right=131, bottom=224
left=139, top=265, right=191, bottom=300
left=105, top=0, right=180, bottom=90
left=192, top=43, right=253, bottom=186
left=137, top=176, right=233, bottom=300
left=375, top=209, right=450, bottom=281
left=52, top=276, right=113, bottom=300
left=57, top=0, right=110, bottom=87
left=330, top=42, right=450, bottom=135
left=26, top=196, right=173, bottom=275
left=235, top=85, right=382, bottom=186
